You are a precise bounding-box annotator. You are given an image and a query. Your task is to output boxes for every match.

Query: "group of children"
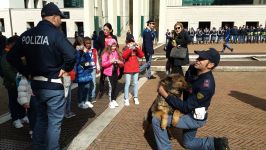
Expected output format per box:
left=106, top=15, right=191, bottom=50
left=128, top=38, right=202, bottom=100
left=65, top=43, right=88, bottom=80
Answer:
left=73, top=34, right=144, bottom=109
left=0, top=33, right=144, bottom=140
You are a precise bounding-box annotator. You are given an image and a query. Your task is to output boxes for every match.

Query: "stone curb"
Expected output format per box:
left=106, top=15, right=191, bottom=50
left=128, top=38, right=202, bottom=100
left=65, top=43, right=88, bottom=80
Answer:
left=67, top=75, right=149, bottom=150
left=151, top=66, right=266, bottom=72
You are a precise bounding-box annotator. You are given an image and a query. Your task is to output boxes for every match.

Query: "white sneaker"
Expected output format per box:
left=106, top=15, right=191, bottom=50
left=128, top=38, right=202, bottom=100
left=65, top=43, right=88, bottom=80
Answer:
left=112, top=100, right=119, bottom=107
left=109, top=101, right=116, bottom=109
left=85, top=101, right=94, bottom=108
left=124, top=99, right=130, bottom=106
left=20, top=116, right=29, bottom=124
left=78, top=102, right=89, bottom=109
left=134, top=97, right=140, bottom=105
left=13, top=119, right=23, bottom=128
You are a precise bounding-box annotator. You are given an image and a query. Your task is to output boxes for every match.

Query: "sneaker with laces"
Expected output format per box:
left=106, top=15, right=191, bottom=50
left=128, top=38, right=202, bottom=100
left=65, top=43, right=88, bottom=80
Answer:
left=112, top=100, right=119, bottom=107
left=85, top=101, right=94, bottom=108
left=214, top=137, right=230, bottom=150
left=13, top=119, right=23, bottom=128
left=109, top=101, right=116, bottom=109
left=20, top=116, right=29, bottom=124
left=124, top=99, right=130, bottom=106
left=134, top=97, right=140, bottom=105
left=78, top=102, right=89, bottom=109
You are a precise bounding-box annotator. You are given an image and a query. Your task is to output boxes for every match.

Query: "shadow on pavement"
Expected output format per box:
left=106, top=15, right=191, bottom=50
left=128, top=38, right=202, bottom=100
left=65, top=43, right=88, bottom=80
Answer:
left=229, top=90, right=266, bottom=111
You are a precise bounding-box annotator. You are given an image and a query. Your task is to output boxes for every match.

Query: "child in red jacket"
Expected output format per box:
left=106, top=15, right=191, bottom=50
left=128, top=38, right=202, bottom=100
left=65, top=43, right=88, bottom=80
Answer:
left=122, top=34, right=144, bottom=106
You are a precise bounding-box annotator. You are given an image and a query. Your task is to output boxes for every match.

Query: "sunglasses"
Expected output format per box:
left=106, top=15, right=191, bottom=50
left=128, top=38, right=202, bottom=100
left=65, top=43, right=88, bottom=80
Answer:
left=175, top=27, right=181, bottom=30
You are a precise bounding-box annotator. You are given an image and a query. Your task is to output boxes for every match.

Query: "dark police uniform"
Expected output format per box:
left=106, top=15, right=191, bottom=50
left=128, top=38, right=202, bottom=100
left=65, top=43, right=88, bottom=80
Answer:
left=7, top=20, right=76, bottom=89
left=166, top=64, right=215, bottom=116
left=152, top=48, right=230, bottom=150
left=6, top=5, right=76, bottom=149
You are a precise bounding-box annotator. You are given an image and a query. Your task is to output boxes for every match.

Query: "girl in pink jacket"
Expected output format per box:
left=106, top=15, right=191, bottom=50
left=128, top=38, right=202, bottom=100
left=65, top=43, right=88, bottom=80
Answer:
left=101, top=39, right=123, bottom=109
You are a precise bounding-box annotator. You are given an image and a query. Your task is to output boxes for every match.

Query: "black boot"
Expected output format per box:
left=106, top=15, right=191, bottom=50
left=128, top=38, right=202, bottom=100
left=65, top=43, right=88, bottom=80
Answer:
left=214, top=137, right=230, bottom=150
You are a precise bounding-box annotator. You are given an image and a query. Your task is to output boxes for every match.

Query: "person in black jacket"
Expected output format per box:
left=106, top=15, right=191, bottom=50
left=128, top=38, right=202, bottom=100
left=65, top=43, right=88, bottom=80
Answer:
left=166, top=22, right=191, bottom=76
left=7, top=3, right=76, bottom=150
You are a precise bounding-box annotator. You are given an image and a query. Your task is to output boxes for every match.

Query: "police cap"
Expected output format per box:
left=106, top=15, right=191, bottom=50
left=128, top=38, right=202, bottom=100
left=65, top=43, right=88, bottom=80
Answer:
left=41, top=2, right=66, bottom=18
left=194, top=48, right=220, bottom=67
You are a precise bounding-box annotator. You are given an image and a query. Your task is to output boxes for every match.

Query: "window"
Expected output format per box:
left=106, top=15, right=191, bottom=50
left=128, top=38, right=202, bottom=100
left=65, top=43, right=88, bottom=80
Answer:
left=26, top=22, right=34, bottom=30
left=64, top=0, right=84, bottom=8
left=0, top=19, right=5, bottom=32
left=62, top=12, right=70, bottom=19
left=221, top=22, right=234, bottom=28
left=246, top=22, right=259, bottom=27
left=199, top=22, right=211, bottom=29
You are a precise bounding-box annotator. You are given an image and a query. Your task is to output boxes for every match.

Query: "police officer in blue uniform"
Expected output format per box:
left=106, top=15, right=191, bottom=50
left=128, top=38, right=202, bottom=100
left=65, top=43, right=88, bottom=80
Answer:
left=152, top=48, right=230, bottom=150
left=7, top=3, right=76, bottom=150
left=140, top=19, right=156, bottom=79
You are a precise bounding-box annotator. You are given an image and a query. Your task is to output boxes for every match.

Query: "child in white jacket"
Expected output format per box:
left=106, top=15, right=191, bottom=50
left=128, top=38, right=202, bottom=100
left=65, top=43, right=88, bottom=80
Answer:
left=17, top=73, right=36, bottom=137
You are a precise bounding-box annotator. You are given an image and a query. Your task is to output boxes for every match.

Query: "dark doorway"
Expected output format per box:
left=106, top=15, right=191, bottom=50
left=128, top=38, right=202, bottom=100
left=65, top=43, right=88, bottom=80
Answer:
left=246, top=22, right=259, bottom=27
left=222, top=22, right=234, bottom=28
left=75, top=22, right=84, bottom=37
left=199, top=22, right=211, bottom=29
left=180, top=22, right=188, bottom=29
left=60, top=22, right=67, bottom=37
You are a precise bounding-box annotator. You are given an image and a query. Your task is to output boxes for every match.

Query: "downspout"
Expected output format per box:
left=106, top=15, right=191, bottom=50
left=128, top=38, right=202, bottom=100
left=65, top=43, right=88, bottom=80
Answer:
left=9, top=8, right=13, bottom=36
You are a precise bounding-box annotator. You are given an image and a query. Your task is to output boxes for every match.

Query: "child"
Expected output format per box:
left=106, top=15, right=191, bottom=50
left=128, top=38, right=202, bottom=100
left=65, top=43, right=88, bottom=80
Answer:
left=0, top=36, right=28, bottom=128
left=122, top=34, right=144, bottom=106
left=101, top=39, right=123, bottom=109
left=83, top=37, right=100, bottom=103
left=17, top=73, right=36, bottom=137
left=75, top=38, right=94, bottom=109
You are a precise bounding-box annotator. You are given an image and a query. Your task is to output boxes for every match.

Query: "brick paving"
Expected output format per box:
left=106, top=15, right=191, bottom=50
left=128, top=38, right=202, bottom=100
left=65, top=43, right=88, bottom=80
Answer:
left=88, top=72, right=266, bottom=150
left=0, top=42, right=266, bottom=150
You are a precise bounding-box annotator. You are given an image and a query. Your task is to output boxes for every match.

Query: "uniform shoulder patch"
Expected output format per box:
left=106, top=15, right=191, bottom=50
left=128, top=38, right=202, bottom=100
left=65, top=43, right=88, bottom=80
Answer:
left=197, top=92, right=205, bottom=100
left=203, top=79, right=210, bottom=88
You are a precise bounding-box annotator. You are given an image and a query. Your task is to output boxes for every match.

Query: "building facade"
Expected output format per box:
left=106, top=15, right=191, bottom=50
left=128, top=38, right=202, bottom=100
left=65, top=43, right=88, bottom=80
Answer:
left=0, top=0, right=266, bottom=43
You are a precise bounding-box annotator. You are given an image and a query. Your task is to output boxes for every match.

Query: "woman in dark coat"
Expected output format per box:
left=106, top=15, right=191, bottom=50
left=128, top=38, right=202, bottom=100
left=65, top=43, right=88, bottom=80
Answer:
left=166, top=22, right=191, bottom=75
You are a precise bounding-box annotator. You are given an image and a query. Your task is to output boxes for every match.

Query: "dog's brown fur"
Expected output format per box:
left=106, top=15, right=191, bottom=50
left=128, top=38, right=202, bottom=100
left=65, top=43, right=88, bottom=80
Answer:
left=144, top=74, right=188, bottom=131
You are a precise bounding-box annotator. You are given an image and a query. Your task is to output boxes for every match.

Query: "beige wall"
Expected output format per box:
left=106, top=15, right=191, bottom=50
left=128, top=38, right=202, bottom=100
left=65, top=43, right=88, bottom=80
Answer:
left=165, top=6, right=266, bottom=30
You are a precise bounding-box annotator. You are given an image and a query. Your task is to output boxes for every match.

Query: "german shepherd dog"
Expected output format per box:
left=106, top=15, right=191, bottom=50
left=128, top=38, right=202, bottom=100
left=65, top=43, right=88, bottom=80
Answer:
left=144, top=74, right=188, bottom=131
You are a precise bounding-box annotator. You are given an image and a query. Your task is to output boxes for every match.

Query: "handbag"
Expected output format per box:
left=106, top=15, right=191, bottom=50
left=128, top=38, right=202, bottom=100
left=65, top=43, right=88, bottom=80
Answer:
left=170, top=47, right=188, bottom=59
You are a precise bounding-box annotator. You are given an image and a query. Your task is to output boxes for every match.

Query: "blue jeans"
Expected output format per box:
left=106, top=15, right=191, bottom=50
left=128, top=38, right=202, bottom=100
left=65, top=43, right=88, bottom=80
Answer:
left=78, top=81, right=93, bottom=103
left=32, top=89, right=65, bottom=150
left=140, top=53, right=152, bottom=78
left=65, top=83, right=72, bottom=114
left=152, top=114, right=215, bottom=150
left=91, top=69, right=96, bottom=100
left=124, top=73, right=139, bottom=100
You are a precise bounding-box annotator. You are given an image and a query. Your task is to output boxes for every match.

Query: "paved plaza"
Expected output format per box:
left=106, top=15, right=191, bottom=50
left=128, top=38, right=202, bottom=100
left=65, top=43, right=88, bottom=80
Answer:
left=0, top=43, right=266, bottom=150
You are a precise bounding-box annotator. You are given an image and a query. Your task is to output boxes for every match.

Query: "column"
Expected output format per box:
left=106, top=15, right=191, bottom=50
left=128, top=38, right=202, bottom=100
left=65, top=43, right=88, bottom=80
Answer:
left=133, top=0, right=141, bottom=42
left=158, top=0, right=167, bottom=43
left=107, top=0, right=117, bottom=35
left=84, top=0, right=95, bottom=37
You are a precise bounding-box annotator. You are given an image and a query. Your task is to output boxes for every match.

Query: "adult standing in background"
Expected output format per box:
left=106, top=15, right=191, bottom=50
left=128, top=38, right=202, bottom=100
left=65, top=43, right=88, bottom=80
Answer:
left=166, top=22, right=191, bottom=76
left=7, top=2, right=76, bottom=150
left=96, top=23, right=118, bottom=99
left=140, top=19, right=156, bottom=80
